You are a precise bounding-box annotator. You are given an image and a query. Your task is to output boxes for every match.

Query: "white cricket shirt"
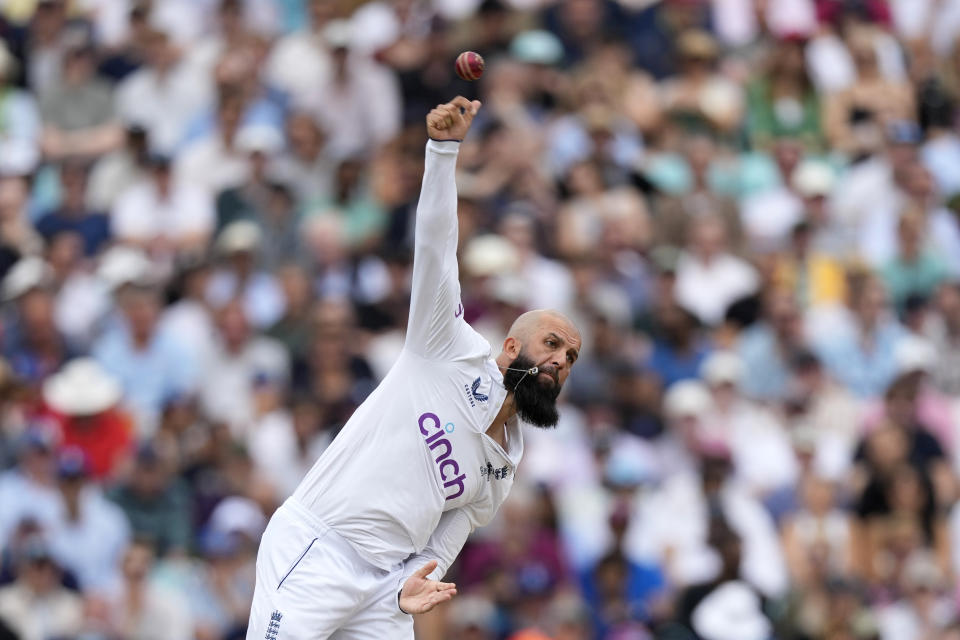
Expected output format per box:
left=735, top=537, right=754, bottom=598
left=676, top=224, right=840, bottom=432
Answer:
left=292, top=140, right=523, bottom=579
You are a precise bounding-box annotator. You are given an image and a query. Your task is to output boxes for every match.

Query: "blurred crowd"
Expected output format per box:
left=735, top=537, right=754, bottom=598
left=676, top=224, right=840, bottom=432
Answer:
left=3, top=0, right=960, bottom=639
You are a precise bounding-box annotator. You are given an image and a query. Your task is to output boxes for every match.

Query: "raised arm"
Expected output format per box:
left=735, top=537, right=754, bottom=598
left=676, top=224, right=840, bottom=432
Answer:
left=404, top=97, right=481, bottom=360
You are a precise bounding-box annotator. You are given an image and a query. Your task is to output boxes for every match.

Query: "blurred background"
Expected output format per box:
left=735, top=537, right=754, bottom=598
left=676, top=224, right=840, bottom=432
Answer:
left=1, top=0, right=960, bottom=638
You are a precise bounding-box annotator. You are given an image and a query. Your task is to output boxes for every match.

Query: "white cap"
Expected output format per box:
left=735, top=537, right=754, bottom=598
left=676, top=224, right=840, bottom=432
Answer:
left=209, top=496, right=267, bottom=540
left=700, top=350, right=744, bottom=387
left=894, top=335, right=937, bottom=374
left=792, top=161, right=836, bottom=198
left=664, top=380, right=713, bottom=419
left=463, top=234, right=519, bottom=277
left=692, top=581, right=773, bottom=640
left=323, top=19, right=353, bottom=49
left=97, top=246, right=154, bottom=291
left=43, top=358, right=123, bottom=416
left=217, top=221, right=262, bottom=254
left=235, top=125, right=284, bottom=156
left=2, top=256, right=53, bottom=301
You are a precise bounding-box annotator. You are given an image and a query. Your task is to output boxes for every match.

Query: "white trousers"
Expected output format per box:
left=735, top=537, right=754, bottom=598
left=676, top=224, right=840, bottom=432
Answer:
left=246, top=498, right=413, bottom=640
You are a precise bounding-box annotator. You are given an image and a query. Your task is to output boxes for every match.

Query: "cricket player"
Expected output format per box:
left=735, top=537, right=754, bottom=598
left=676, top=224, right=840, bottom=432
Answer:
left=246, top=96, right=581, bottom=639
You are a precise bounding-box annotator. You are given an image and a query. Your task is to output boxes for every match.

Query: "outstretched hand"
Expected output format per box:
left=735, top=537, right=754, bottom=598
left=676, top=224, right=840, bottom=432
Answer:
left=399, top=560, right=457, bottom=614
left=426, top=96, right=481, bottom=141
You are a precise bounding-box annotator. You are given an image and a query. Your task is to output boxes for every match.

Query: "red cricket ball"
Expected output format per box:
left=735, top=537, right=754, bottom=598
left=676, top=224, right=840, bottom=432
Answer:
left=455, top=51, right=485, bottom=82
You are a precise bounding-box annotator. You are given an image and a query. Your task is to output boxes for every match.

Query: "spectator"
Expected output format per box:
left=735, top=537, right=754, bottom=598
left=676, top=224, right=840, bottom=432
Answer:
left=110, top=154, right=215, bottom=260
left=34, top=160, right=111, bottom=256
left=881, top=208, right=950, bottom=312
left=200, top=299, right=289, bottom=436
left=0, top=42, right=40, bottom=176
left=814, top=271, right=907, bottom=398
left=0, top=427, right=61, bottom=550
left=40, top=358, right=134, bottom=479
left=674, top=215, right=759, bottom=327
left=47, top=447, right=131, bottom=593
left=206, top=221, right=286, bottom=329
left=99, top=538, right=193, bottom=640
left=108, top=444, right=193, bottom=556
left=923, top=282, right=960, bottom=395
left=92, top=281, right=198, bottom=435
left=39, top=38, right=123, bottom=160
left=270, top=111, right=334, bottom=205
left=114, top=28, right=212, bottom=155
left=1, top=257, right=75, bottom=384
left=745, top=37, right=822, bottom=151
left=737, top=287, right=807, bottom=401
left=0, top=536, right=83, bottom=640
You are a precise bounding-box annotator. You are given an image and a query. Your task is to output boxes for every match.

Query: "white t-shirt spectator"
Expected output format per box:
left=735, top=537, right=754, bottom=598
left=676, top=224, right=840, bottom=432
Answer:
left=675, top=252, right=760, bottom=326
left=115, top=63, right=212, bottom=155
left=111, top=178, right=215, bottom=245
left=199, top=336, right=290, bottom=436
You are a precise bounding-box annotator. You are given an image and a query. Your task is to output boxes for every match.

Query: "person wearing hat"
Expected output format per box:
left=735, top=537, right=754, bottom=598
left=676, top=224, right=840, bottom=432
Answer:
left=91, top=280, right=199, bottom=436
left=247, top=99, right=582, bottom=639
left=41, top=358, right=134, bottom=479
left=699, top=350, right=799, bottom=497
left=206, top=219, right=286, bottom=330
left=659, top=29, right=744, bottom=135
left=0, top=256, right=77, bottom=385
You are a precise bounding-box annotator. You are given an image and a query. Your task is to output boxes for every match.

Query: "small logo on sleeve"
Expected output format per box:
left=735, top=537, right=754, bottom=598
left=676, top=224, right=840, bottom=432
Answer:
left=265, top=611, right=282, bottom=640
left=454, top=303, right=463, bottom=318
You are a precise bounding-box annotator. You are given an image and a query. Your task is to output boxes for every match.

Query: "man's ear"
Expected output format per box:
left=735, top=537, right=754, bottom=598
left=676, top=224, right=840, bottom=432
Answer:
left=503, top=336, right=522, bottom=359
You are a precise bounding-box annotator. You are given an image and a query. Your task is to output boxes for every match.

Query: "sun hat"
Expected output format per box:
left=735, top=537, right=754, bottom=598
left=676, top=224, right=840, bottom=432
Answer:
left=43, top=358, right=123, bottom=416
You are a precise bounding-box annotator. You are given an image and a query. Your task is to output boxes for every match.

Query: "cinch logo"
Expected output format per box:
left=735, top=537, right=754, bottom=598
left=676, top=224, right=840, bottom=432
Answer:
left=463, top=376, right=488, bottom=408
left=419, top=412, right=466, bottom=501
left=454, top=303, right=463, bottom=318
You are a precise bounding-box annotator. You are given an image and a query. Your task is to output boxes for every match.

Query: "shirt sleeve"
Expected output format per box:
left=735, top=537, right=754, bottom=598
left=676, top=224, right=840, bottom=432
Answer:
left=403, top=140, right=469, bottom=360
left=400, top=507, right=473, bottom=584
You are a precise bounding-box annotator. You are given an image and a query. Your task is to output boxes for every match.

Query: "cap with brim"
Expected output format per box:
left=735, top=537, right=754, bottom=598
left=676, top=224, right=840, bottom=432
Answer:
left=209, top=496, right=267, bottom=540
left=663, top=380, right=713, bottom=419
left=510, top=30, right=564, bottom=66
left=464, top=234, right=519, bottom=277
left=894, top=335, right=937, bottom=374
left=43, top=358, right=122, bottom=416
left=792, top=161, right=836, bottom=198
left=323, top=19, right=353, bottom=49
left=97, top=246, right=155, bottom=291
left=678, top=30, right=720, bottom=60
left=700, top=350, right=744, bottom=386
left=217, top=221, right=263, bottom=254
left=2, top=257, right=54, bottom=302
left=235, top=125, right=284, bottom=156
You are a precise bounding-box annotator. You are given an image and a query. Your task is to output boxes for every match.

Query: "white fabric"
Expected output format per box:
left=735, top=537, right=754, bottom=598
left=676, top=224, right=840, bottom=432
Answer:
left=115, top=64, right=212, bottom=155
left=740, top=186, right=804, bottom=251
left=630, top=473, right=789, bottom=598
left=246, top=499, right=413, bottom=639
left=199, top=337, right=290, bottom=436
left=48, top=487, right=131, bottom=593
left=174, top=135, right=249, bottom=195
left=111, top=178, right=215, bottom=243
left=675, top=253, right=759, bottom=326
left=290, top=142, right=523, bottom=579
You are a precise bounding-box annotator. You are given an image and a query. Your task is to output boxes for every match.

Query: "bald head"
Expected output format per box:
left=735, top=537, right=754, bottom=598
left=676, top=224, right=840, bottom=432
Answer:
left=500, top=309, right=581, bottom=389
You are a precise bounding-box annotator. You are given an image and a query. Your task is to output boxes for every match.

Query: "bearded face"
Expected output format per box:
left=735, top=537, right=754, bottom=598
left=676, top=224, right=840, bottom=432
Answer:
left=502, top=350, right=561, bottom=428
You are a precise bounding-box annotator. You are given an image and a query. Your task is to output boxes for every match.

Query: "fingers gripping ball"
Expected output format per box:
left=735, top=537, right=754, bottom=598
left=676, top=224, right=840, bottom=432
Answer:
left=455, top=51, right=485, bottom=81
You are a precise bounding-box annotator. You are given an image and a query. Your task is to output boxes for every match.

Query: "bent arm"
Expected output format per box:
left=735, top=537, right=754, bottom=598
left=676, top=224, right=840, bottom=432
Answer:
left=401, top=508, right=473, bottom=582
